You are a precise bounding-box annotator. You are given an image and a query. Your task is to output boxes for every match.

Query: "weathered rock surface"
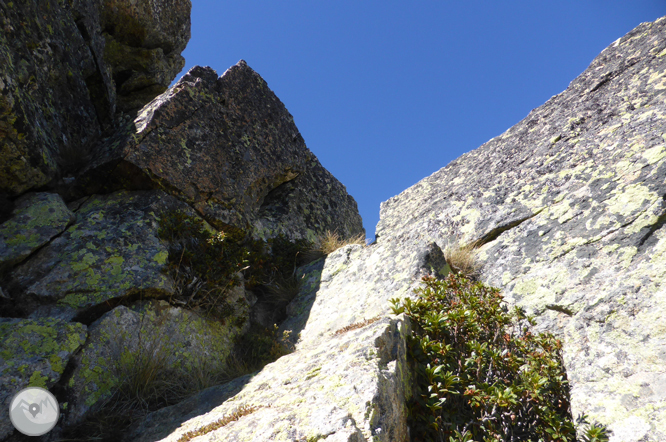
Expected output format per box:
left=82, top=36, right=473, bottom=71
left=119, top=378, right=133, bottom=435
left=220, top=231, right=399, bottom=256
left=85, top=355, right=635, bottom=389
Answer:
left=79, top=62, right=364, bottom=242
left=0, top=0, right=112, bottom=196
left=128, top=244, right=422, bottom=442
left=0, top=0, right=191, bottom=197
left=0, top=318, right=87, bottom=440
left=374, top=16, right=666, bottom=442
left=130, top=15, right=666, bottom=442
left=0, top=193, right=75, bottom=272
left=67, top=300, right=244, bottom=426
left=6, top=190, right=186, bottom=316
left=100, top=0, right=191, bottom=113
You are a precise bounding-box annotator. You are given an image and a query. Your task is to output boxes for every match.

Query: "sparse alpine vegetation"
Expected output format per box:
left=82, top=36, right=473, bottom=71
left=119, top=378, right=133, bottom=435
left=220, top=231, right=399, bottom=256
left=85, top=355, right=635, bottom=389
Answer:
left=310, top=229, right=366, bottom=256
left=391, top=273, right=611, bottom=442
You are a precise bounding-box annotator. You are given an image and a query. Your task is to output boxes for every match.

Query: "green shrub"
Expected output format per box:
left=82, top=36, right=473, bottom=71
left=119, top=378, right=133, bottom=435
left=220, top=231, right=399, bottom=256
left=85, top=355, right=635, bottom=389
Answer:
left=391, top=273, right=610, bottom=442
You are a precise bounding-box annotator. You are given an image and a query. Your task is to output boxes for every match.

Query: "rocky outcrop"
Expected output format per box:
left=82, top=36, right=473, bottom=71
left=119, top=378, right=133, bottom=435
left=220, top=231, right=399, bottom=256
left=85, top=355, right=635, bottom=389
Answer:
left=6, top=191, right=183, bottom=317
left=130, top=15, right=666, bottom=442
left=100, top=0, right=191, bottom=113
left=0, top=3, right=363, bottom=438
left=78, top=62, right=364, bottom=242
left=127, top=246, right=418, bottom=442
left=373, top=16, right=666, bottom=442
left=67, top=299, right=247, bottom=426
left=0, top=0, right=190, bottom=197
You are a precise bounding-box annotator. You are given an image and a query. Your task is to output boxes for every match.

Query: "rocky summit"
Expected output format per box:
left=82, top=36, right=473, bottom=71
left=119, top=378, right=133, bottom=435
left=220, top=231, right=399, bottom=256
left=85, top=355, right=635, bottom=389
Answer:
left=0, top=1, right=665, bottom=441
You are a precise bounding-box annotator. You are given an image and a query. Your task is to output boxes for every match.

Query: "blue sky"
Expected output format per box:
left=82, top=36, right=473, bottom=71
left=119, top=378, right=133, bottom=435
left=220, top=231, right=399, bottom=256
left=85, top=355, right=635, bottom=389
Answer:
left=174, top=1, right=665, bottom=240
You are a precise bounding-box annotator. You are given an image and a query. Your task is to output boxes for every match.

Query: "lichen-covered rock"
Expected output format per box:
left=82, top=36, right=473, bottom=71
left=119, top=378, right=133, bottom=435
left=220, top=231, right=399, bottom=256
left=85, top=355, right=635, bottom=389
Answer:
left=79, top=61, right=364, bottom=242
left=100, top=0, right=191, bottom=113
left=0, top=192, right=75, bottom=272
left=7, top=190, right=188, bottom=314
left=374, top=16, right=666, bottom=441
left=66, top=300, right=242, bottom=426
left=0, top=318, right=87, bottom=440
left=0, top=0, right=191, bottom=197
left=0, top=0, right=113, bottom=196
left=127, top=243, right=430, bottom=441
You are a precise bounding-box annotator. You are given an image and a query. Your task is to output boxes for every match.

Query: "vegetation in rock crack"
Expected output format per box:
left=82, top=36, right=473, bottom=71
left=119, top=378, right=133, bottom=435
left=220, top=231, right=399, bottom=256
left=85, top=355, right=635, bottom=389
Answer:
left=157, top=210, right=312, bottom=318
left=391, top=273, right=610, bottom=442
left=62, top=213, right=308, bottom=441
left=309, top=229, right=366, bottom=256
left=176, top=404, right=262, bottom=442
left=333, top=316, right=381, bottom=336
left=443, top=240, right=482, bottom=279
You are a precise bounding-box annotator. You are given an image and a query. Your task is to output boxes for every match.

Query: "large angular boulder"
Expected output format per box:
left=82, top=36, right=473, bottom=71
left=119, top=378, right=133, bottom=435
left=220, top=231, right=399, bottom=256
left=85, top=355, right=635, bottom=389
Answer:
left=0, top=0, right=191, bottom=197
left=79, top=62, right=364, bottom=242
left=6, top=191, right=185, bottom=316
left=374, top=16, right=666, bottom=442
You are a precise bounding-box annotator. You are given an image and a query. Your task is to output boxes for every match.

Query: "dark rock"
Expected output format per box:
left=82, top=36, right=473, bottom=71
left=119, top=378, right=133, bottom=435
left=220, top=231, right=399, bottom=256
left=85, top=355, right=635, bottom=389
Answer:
left=0, top=0, right=191, bottom=197
left=7, top=191, right=182, bottom=315
left=100, top=0, right=191, bottom=113
left=0, top=193, right=76, bottom=273
left=79, top=61, right=364, bottom=242
left=0, top=0, right=112, bottom=196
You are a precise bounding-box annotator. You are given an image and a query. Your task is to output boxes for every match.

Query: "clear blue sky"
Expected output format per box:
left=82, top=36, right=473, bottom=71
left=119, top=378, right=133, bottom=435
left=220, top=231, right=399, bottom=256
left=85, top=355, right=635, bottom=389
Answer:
left=174, top=1, right=665, bottom=240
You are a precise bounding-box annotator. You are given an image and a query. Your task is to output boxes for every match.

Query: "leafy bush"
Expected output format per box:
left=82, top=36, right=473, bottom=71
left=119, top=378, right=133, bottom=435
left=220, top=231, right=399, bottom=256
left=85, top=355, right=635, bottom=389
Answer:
left=391, top=273, right=610, bottom=442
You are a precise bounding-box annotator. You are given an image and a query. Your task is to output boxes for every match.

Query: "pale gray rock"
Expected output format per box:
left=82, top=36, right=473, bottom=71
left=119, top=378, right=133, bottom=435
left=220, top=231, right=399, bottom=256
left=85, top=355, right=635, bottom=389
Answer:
left=375, top=16, right=666, bottom=442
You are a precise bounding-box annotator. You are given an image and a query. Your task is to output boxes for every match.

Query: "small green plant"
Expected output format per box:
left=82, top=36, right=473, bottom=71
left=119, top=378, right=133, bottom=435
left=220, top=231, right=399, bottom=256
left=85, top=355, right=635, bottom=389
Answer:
left=391, top=273, right=610, bottom=442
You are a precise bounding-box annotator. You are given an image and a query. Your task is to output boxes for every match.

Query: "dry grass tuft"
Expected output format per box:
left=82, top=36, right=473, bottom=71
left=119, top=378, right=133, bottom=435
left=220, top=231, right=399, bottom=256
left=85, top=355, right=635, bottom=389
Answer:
left=314, top=230, right=366, bottom=256
left=177, top=404, right=263, bottom=442
left=443, top=240, right=482, bottom=279
left=333, top=316, right=381, bottom=336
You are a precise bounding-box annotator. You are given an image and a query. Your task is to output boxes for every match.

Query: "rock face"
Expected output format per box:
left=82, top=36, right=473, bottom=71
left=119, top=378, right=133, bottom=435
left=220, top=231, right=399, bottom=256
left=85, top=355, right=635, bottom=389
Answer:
left=100, top=0, right=191, bottom=113
left=127, top=246, right=419, bottom=442
left=0, top=2, right=363, bottom=439
left=131, top=15, right=666, bottom=442
left=374, top=16, right=666, bottom=441
left=67, top=299, right=246, bottom=426
left=0, top=0, right=190, bottom=197
left=79, top=62, right=364, bottom=242
left=3, top=1, right=663, bottom=441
